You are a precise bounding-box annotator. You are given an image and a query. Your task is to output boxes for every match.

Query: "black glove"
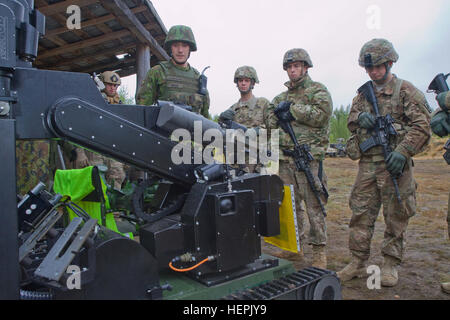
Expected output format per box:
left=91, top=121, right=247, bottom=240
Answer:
left=358, top=112, right=376, bottom=129
left=274, top=101, right=292, bottom=115
left=219, top=109, right=235, bottom=121
left=386, top=151, right=406, bottom=176
left=276, top=111, right=295, bottom=122
left=430, top=111, right=450, bottom=137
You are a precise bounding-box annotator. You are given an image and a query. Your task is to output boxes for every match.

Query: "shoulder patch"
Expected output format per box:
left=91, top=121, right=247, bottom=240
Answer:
left=423, top=100, right=432, bottom=113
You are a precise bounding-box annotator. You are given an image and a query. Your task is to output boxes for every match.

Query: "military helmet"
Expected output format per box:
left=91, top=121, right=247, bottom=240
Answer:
left=359, top=38, right=399, bottom=68
left=164, top=25, right=197, bottom=52
left=100, top=71, right=121, bottom=85
left=234, top=66, right=259, bottom=84
left=283, top=48, right=313, bottom=70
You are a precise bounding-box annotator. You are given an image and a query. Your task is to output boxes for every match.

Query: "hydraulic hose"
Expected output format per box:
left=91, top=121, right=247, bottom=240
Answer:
left=169, top=257, right=210, bottom=272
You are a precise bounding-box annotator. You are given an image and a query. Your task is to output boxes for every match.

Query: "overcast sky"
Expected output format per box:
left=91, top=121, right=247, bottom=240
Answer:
left=122, top=0, right=450, bottom=116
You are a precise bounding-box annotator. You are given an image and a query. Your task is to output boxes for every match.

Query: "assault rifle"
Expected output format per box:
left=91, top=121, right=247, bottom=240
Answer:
left=358, top=81, right=402, bottom=203
left=428, top=73, right=450, bottom=164
left=274, top=102, right=328, bottom=217
left=428, top=73, right=449, bottom=111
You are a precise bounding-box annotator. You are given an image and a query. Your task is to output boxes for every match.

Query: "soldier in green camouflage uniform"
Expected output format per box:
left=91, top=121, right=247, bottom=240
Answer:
left=338, top=39, right=431, bottom=287
left=265, top=49, right=333, bottom=267
left=219, top=66, right=270, bottom=173
left=430, top=90, right=450, bottom=294
left=136, top=25, right=210, bottom=118
left=69, top=71, right=126, bottom=190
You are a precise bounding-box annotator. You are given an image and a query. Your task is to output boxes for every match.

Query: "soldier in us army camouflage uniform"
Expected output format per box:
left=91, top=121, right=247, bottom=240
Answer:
left=136, top=25, right=210, bottom=118
left=337, top=39, right=431, bottom=287
left=100, top=71, right=123, bottom=104
left=430, top=90, right=450, bottom=294
left=219, top=66, right=270, bottom=173
left=16, top=140, right=58, bottom=195
left=265, top=49, right=333, bottom=268
left=69, top=71, right=126, bottom=190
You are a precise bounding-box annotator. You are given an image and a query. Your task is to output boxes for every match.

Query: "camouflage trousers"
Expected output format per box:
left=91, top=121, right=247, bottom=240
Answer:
left=278, top=159, right=328, bottom=246
left=348, top=159, right=417, bottom=262
left=16, top=140, right=56, bottom=195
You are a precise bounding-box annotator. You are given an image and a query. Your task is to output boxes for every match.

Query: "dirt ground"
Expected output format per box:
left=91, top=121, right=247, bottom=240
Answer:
left=262, top=142, right=450, bottom=300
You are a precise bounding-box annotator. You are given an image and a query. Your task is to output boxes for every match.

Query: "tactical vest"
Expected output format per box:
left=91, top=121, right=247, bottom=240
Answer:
left=158, top=61, right=205, bottom=114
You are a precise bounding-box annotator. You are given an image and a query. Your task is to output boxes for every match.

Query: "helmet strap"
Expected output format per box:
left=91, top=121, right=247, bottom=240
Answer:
left=382, top=62, right=391, bottom=81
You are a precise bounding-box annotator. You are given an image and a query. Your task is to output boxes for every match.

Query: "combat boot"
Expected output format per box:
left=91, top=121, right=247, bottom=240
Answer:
left=441, top=282, right=450, bottom=294
left=381, top=255, right=400, bottom=287
left=336, top=255, right=367, bottom=282
left=311, top=245, right=327, bottom=269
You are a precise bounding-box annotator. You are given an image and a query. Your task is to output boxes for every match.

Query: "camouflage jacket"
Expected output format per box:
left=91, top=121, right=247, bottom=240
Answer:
left=266, top=74, right=333, bottom=160
left=136, top=59, right=210, bottom=118
left=348, top=75, right=431, bottom=161
left=229, top=95, right=270, bottom=128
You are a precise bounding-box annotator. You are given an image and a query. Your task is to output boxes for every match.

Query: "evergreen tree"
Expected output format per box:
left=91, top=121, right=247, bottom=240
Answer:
left=329, top=105, right=350, bottom=143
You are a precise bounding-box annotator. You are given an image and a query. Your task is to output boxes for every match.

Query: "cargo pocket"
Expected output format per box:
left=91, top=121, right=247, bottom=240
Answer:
left=383, top=172, right=417, bottom=220
left=403, top=178, right=417, bottom=218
